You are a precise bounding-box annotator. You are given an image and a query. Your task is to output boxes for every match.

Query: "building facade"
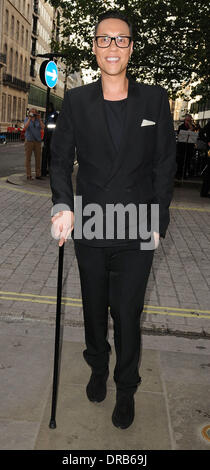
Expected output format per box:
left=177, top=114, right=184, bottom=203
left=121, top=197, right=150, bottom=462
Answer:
left=0, top=1, right=7, bottom=125
left=28, top=0, right=83, bottom=117
left=190, top=99, right=210, bottom=127
left=0, top=0, right=83, bottom=131
left=0, top=0, right=32, bottom=131
left=172, top=83, right=210, bottom=129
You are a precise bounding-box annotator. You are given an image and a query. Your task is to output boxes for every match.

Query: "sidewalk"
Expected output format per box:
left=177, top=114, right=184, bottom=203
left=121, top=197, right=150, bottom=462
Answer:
left=0, top=321, right=210, bottom=450
left=0, top=170, right=210, bottom=450
left=1, top=168, right=210, bottom=337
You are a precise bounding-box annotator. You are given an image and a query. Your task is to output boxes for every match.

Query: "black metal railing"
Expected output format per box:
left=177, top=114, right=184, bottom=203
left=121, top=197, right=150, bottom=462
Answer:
left=3, top=73, right=30, bottom=92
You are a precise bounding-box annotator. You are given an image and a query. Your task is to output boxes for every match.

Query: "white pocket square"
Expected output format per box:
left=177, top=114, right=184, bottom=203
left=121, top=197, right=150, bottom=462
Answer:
left=141, top=119, right=156, bottom=127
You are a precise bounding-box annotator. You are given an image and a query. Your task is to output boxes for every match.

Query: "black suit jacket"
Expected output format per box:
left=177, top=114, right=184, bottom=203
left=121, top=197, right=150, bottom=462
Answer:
left=50, top=74, right=176, bottom=245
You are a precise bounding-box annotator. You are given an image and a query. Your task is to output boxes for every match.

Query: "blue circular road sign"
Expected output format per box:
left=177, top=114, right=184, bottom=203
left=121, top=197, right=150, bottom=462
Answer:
left=44, top=61, right=58, bottom=88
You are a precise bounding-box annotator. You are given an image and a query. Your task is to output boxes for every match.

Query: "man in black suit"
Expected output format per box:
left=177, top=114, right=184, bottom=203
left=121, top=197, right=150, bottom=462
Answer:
left=50, top=10, right=176, bottom=429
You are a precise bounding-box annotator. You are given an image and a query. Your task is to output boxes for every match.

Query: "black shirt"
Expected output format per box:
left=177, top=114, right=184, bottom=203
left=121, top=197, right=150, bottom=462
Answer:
left=104, top=98, right=127, bottom=153
left=102, top=98, right=140, bottom=248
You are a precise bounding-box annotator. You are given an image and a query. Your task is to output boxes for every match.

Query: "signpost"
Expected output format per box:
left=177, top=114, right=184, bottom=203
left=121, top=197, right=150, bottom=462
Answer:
left=39, top=58, right=58, bottom=176
left=45, top=61, right=58, bottom=88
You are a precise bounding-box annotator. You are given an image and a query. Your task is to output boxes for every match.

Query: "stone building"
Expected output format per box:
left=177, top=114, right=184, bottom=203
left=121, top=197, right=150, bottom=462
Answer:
left=27, top=0, right=83, bottom=118
left=0, top=0, right=32, bottom=131
left=0, top=0, right=83, bottom=131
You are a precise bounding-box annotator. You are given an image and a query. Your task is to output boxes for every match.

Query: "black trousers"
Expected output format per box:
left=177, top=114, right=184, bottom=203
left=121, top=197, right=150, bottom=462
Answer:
left=176, top=142, right=194, bottom=178
left=200, top=156, right=210, bottom=196
left=74, top=241, right=154, bottom=395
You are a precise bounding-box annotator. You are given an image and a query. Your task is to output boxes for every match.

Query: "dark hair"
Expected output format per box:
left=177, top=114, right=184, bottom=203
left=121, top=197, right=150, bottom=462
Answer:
left=94, top=9, right=133, bottom=38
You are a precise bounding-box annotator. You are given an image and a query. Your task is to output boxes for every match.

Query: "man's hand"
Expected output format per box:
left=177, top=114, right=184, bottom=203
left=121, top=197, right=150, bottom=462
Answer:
left=51, top=210, right=74, bottom=247
left=153, top=231, right=160, bottom=249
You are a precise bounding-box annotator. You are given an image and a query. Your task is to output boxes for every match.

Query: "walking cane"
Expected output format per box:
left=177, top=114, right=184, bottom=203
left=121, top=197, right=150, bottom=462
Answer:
left=49, top=243, right=65, bottom=429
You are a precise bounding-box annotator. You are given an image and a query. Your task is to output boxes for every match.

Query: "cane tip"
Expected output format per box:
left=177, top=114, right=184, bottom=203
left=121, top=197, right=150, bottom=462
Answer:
left=49, top=419, right=57, bottom=429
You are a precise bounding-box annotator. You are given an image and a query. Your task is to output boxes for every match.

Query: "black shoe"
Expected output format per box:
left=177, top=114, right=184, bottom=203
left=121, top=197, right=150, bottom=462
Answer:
left=36, top=176, right=43, bottom=180
left=112, top=393, right=135, bottom=429
left=86, top=369, right=109, bottom=403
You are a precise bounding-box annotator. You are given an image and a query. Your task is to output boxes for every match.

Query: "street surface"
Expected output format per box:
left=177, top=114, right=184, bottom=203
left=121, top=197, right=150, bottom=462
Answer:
left=0, top=142, right=26, bottom=177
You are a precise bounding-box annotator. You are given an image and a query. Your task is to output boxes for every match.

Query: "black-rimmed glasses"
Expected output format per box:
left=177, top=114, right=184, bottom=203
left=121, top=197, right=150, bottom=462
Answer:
left=95, top=36, right=132, bottom=48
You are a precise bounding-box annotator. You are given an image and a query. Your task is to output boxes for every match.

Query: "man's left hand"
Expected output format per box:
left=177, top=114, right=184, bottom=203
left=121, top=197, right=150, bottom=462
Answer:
left=153, top=231, right=160, bottom=249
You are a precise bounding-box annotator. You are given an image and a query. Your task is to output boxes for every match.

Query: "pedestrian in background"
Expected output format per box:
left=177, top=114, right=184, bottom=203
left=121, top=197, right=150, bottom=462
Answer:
left=176, top=114, right=195, bottom=179
left=24, top=108, right=45, bottom=180
left=199, top=120, right=210, bottom=198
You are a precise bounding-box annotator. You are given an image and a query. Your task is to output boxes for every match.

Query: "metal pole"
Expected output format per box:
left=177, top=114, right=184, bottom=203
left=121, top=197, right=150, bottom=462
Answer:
left=41, top=86, right=50, bottom=176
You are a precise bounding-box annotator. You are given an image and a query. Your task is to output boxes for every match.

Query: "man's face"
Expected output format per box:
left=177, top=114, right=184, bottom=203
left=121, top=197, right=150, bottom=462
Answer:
left=92, top=18, right=133, bottom=77
left=30, top=108, right=37, bottom=118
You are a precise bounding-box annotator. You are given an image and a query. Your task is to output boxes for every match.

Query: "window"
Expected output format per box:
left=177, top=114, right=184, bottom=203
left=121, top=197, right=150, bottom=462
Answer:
left=5, top=10, right=9, bottom=33
left=18, top=98, right=22, bottom=120
left=11, top=15, right=15, bottom=37
left=16, top=20, right=20, bottom=41
left=23, top=0, right=26, bottom=16
left=21, top=25, right=24, bottom=46
left=3, top=44, right=7, bottom=71
left=19, top=55, right=23, bottom=79
left=27, top=3, right=30, bottom=18
left=26, top=29, right=28, bottom=49
left=2, top=94, right=7, bottom=122
left=30, top=58, right=35, bottom=77
left=22, top=99, right=26, bottom=120
left=24, top=58, right=27, bottom=81
left=15, top=51, right=18, bottom=74
left=32, top=16, right=38, bottom=35
left=13, top=96, right=17, bottom=121
left=7, top=95, right=12, bottom=122
left=9, top=48, right=13, bottom=74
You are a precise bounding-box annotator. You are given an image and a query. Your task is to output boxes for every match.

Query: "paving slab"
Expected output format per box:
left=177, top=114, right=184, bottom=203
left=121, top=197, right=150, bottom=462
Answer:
left=0, top=332, right=53, bottom=422
left=164, top=382, right=210, bottom=450
left=0, top=419, right=41, bottom=450
left=0, top=320, right=210, bottom=450
left=35, top=342, right=170, bottom=451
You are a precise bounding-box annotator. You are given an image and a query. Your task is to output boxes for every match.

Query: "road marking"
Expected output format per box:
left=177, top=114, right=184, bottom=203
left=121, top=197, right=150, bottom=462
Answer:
left=0, top=290, right=82, bottom=302
left=0, top=295, right=80, bottom=308
left=0, top=290, right=210, bottom=319
left=0, top=184, right=50, bottom=197
left=170, top=205, right=210, bottom=213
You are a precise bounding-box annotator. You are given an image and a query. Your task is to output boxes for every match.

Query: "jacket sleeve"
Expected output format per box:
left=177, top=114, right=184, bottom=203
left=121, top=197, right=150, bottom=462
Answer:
left=49, top=91, right=76, bottom=213
left=152, top=87, right=177, bottom=238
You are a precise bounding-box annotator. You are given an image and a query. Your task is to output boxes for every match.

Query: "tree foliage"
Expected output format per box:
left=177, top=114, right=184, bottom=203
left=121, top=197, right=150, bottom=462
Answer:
left=46, top=0, right=210, bottom=100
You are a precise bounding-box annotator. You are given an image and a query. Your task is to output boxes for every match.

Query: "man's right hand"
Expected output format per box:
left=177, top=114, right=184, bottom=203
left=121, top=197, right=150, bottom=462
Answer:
left=51, top=210, right=74, bottom=247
